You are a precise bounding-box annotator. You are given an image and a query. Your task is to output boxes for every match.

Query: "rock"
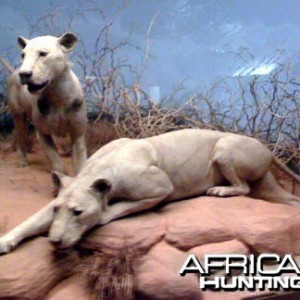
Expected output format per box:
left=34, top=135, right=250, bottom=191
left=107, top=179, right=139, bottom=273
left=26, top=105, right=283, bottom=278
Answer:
left=0, top=237, right=77, bottom=299
left=82, top=196, right=300, bottom=299
left=45, top=275, right=91, bottom=300
left=82, top=211, right=164, bottom=251
left=1, top=196, right=300, bottom=299
left=189, top=239, right=249, bottom=259
left=135, top=241, right=201, bottom=300
left=82, top=196, right=300, bottom=255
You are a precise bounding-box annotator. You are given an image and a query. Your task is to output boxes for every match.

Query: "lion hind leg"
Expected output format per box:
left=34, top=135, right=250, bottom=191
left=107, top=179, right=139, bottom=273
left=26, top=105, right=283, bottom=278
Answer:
left=206, top=136, right=275, bottom=198
left=13, top=113, right=28, bottom=167
left=207, top=157, right=250, bottom=197
left=207, top=140, right=251, bottom=197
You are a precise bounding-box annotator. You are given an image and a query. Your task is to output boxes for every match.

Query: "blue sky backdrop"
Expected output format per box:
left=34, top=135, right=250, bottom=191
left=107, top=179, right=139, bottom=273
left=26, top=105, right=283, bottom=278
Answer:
left=1, top=0, right=300, bottom=98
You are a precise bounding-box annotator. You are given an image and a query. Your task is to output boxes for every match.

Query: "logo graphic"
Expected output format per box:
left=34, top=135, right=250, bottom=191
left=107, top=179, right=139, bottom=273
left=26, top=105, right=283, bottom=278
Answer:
left=179, top=254, right=300, bottom=291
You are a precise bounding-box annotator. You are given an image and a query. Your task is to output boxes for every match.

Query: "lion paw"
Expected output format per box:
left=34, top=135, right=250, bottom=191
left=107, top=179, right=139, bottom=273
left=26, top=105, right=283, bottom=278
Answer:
left=17, top=159, right=29, bottom=168
left=207, top=186, right=230, bottom=197
left=207, top=185, right=248, bottom=197
left=0, top=236, right=16, bottom=255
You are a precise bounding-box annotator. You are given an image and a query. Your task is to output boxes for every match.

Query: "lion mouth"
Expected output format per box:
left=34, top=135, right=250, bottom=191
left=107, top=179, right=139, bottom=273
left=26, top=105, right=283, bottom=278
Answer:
left=27, top=81, right=49, bottom=93
left=55, top=247, right=72, bottom=253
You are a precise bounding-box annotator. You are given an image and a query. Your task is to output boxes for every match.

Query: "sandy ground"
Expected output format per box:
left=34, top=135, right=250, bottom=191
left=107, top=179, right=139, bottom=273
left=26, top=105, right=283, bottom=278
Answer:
left=0, top=142, right=70, bottom=233
left=0, top=142, right=84, bottom=299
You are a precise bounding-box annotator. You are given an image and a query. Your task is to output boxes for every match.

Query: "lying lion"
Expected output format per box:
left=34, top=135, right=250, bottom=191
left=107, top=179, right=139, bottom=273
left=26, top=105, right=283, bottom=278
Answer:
left=0, top=128, right=299, bottom=254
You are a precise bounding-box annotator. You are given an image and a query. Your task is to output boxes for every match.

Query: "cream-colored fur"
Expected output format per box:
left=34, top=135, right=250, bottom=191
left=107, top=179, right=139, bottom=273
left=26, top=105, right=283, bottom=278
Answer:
left=3, top=33, right=87, bottom=174
left=0, top=129, right=299, bottom=254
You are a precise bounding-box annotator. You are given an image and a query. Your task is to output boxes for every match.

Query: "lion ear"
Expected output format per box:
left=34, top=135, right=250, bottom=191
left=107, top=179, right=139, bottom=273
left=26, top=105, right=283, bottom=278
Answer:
left=18, top=36, right=29, bottom=49
left=51, top=171, right=72, bottom=192
left=91, top=179, right=112, bottom=195
left=58, top=32, right=78, bottom=52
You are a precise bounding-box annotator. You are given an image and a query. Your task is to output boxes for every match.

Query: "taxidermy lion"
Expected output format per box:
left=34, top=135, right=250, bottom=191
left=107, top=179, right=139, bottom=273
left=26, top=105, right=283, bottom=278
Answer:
left=0, top=32, right=87, bottom=174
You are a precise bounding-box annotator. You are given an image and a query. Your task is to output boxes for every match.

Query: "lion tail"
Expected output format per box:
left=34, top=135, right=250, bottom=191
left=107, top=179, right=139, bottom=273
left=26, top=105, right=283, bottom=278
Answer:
left=272, top=156, right=300, bottom=184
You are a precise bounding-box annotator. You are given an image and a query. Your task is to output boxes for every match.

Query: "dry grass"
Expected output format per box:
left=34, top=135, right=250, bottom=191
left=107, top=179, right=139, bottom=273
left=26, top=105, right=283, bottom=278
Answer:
left=86, top=120, right=119, bottom=156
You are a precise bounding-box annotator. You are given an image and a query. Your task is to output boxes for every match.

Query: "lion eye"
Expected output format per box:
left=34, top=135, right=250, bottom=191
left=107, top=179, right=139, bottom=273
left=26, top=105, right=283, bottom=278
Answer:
left=73, top=209, right=83, bottom=216
left=21, top=53, right=25, bottom=60
left=39, top=51, right=48, bottom=57
left=53, top=206, right=59, bottom=213
left=108, top=198, right=123, bottom=206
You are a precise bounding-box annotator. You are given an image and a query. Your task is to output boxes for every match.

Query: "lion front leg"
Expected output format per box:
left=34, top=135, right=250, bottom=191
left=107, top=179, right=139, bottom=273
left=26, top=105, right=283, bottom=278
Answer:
left=37, top=132, right=66, bottom=174
left=100, top=166, right=174, bottom=224
left=70, top=133, right=87, bottom=174
left=0, top=202, right=55, bottom=254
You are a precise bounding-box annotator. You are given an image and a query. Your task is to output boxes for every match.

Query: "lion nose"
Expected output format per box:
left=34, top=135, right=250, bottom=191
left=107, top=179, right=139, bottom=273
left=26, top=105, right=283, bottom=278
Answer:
left=50, top=239, right=62, bottom=248
left=19, top=71, right=32, bottom=83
